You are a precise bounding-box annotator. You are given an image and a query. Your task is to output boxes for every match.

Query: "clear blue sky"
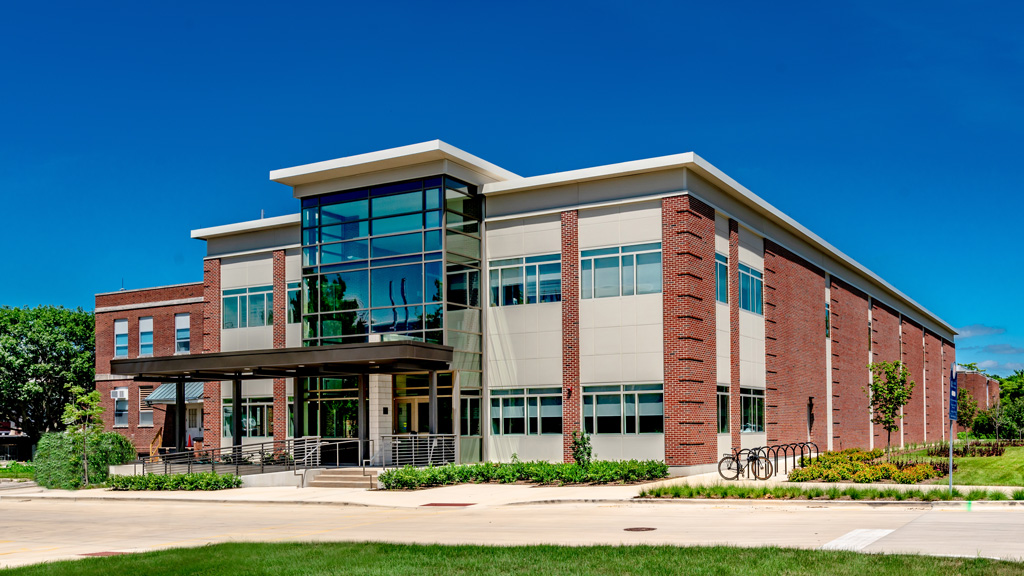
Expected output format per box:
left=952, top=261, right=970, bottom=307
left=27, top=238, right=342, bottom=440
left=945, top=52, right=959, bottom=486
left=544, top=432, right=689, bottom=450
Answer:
left=2, top=1, right=1022, bottom=375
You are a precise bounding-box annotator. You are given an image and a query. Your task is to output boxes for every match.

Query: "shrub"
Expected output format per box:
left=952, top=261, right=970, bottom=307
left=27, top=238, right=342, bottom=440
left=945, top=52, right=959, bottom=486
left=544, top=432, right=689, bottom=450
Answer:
left=34, top=431, right=137, bottom=489
left=376, top=459, right=667, bottom=490
left=108, top=472, right=242, bottom=491
left=571, top=432, right=593, bottom=468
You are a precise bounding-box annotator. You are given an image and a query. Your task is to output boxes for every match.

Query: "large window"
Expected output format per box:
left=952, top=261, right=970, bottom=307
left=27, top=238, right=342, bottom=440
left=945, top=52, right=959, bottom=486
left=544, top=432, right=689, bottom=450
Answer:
left=222, top=286, right=274, bottom=329
left=113, top=319, right=128, bottom=358
left=223, top=397, right=275, bottom=438
left=460, top=390, right=482, bottom=436
left=287, top=282, right=301, bottom=324
left=488, top=254, right=562, bottom=306
left=740, top=388, right=765, bottom=433
left=717, top=385, right=729, bottom=434
left=739, top=263, right=763, bottom=314
left=174, top=313, right=190, bottom=354
left=139, top=386, right=154, bottom=427
left=715, top=253, right=728, bottom=304
left=138, top=317, right=153, bottom=356
left=489, top=388, right=562, bottom=435
left=582, top=384, right=663, bottom=434
left=113, top=387, right=128, bottom=426
left=581, top=243, right=661, bottom=299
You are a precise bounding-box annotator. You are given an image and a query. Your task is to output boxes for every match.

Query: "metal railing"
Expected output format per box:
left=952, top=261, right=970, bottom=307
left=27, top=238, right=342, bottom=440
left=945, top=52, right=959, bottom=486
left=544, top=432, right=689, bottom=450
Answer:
left=375, top=434, right=456, bottom=468
left=140, top=436, right=374, bottom=477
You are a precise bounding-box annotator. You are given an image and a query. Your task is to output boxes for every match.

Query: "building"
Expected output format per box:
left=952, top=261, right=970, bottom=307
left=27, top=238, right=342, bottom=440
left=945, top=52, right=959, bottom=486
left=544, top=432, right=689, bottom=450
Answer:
left=97, top=141, right=956, bottom=473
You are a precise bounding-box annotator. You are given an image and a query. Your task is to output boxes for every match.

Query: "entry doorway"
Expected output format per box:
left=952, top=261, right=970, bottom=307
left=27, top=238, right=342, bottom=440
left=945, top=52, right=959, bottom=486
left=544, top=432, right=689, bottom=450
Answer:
left=394, top=397, right=431, bottom=434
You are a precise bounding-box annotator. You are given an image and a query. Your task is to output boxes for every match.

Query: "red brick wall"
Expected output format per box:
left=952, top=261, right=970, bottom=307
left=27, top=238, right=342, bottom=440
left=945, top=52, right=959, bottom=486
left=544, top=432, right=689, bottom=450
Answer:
left=94, top=283, right=203, bottom=456
left=957, top=372, right=998, bottom=432
left=763, top=240, right=828, bottom=448
left=272, top=250, right=288, bottom=442
left=728, top=220, right=741, bottom=451
left=830, top=278, right=871, bottom=450
left=924, top=331, right=944, bottom=442
left=662, top=195, right=717, bottom=467
left=560, top=211, right=581, bottom=463
left=871, top=301, right=901, bottom=448
left=203, top=259, right=222, bottom=449
left=900, top=319, right=925, bottom=444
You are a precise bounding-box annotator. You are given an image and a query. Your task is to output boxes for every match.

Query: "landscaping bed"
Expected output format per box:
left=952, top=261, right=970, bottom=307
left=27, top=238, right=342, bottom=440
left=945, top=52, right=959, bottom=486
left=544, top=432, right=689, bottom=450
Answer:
left=787, top=448, right=950, bottom=484
left=0, top=461, right=34, bottom=479
left=108, top=472, right=243, bottom=491
left=377, top=459, right=669, bottom=490
left=639, top=484, right=1024, bottom=501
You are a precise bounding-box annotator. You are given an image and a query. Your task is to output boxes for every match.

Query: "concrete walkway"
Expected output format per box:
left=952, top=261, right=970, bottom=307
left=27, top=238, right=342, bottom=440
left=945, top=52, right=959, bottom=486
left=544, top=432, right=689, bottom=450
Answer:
left=1, top=472, right=1018, bottom=509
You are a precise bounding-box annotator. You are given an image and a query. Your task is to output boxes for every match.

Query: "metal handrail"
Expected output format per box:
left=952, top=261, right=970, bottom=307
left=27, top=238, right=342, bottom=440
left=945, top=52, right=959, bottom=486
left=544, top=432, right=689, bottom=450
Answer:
left=141, top=436, right=376, bottom=477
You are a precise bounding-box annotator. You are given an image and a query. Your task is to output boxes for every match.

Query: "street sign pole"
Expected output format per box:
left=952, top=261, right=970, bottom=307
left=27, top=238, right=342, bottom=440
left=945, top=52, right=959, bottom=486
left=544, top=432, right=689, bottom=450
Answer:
left=949, top=362, right=958, bottom=494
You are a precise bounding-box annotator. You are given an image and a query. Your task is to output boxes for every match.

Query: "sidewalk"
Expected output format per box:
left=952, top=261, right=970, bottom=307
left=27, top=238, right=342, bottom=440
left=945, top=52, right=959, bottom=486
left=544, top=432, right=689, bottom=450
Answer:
left=1, top=472, right=1017, bottom=509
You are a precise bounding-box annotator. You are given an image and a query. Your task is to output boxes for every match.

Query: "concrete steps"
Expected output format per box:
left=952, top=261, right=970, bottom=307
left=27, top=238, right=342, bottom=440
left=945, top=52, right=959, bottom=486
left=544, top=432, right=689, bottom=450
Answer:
left=309, top=468, right=378, bottom=489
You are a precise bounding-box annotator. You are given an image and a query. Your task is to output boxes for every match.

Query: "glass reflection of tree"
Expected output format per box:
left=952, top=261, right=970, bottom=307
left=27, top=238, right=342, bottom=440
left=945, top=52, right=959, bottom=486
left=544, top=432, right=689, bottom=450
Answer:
left=322, top=275, right=367, bottom=337
left=322, top=399, right=358, bottom=438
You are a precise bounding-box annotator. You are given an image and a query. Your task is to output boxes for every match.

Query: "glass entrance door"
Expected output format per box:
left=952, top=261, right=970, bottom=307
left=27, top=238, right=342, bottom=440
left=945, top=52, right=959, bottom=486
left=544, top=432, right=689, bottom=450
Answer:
left=394, top=397, right=431, bottom=434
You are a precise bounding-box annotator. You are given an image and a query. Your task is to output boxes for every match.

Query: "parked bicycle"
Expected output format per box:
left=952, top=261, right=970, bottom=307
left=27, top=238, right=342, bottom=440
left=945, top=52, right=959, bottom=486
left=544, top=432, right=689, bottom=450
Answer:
left=718, top=448, right=774, bottom=481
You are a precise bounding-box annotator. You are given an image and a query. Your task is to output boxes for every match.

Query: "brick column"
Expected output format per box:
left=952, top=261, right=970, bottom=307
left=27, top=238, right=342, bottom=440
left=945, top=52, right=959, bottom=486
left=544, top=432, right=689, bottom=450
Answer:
left=272, top=250, right=288, bottom=442
left=729, top=219, right=741, bottom=451
left=561, top=211, right=581, bottom=463
left=662, top=195, right=717, bottom=467
left=202, top=258, right=222, bottom=450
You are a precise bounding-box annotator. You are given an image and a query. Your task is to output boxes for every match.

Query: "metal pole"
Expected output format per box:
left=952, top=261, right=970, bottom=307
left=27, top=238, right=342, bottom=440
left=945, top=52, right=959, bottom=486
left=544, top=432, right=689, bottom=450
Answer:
left=428, top=370, right=438, bottom=434
left=232, top=379, right=243, bottom=455
left=358, top=374, right=367, bottom=465
left=175, top=381, right=187, bottom=452
left=949, top=419, right=954, bottom=494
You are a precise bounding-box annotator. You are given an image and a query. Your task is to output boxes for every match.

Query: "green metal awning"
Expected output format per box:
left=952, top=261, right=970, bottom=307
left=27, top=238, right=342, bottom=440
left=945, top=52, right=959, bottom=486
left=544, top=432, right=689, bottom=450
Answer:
left=144, top=382, right=205, bottom=405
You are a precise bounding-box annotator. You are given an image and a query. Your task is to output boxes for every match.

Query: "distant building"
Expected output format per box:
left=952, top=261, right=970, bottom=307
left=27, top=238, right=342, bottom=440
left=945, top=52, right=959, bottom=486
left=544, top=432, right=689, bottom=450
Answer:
left=97, top=141, right=957, bottom=472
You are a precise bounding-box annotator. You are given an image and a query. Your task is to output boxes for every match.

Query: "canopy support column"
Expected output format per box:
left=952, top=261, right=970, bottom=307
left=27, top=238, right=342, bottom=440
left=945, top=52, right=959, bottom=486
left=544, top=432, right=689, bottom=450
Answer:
left=232, top=379, right=242, bottom=450
left=175, top=381, right=186, bottom=452
left=358, top=374, right=368, bottom=463
left=428, top=370, right=438, bottom=434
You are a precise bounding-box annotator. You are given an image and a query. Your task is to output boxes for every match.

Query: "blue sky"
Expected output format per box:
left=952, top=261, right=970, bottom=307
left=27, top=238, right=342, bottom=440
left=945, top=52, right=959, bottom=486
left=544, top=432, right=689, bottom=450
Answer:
left=1, top=1, right=1022, bottom=375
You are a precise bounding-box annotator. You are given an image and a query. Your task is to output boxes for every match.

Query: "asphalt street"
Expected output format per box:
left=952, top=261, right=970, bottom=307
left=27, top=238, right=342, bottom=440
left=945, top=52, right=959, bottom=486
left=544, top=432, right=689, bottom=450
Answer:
left=2, top=498, right=1023, bottom=568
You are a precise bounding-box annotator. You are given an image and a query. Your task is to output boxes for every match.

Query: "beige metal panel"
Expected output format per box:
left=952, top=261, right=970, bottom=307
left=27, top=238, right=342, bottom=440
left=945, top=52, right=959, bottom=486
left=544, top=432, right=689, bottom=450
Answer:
left=285, top=249, right=301, bottom=282
left=484, top=214, right=560, bottom=260
left=590, top=434, right=665, bottom=461
left=579, top=200, right=661, bottom=249
left=738, top=225, right=764, bottom=269
left=220, top=253, right=274, bottom=289
left=580, top=294, right=663, bottom=384
left=221, top=326, right=274, bottom=353
left=486, top=303, right=562, bottom=388
left=487, top=435, right=562, bottom=463
left=715, top=213, right=730, bottom=254
left=206, top=226, right=300, bottom=259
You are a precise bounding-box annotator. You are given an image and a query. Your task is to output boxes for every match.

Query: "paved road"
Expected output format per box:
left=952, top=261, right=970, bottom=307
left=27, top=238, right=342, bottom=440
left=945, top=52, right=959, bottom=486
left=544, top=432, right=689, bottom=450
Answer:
left=2, top=498, right=1023, bottom=568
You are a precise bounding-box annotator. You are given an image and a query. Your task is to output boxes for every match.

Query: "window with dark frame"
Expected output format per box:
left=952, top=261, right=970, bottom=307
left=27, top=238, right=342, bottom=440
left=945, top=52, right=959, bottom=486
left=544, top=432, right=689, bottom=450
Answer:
left=581, top=384, right=664, bottom=434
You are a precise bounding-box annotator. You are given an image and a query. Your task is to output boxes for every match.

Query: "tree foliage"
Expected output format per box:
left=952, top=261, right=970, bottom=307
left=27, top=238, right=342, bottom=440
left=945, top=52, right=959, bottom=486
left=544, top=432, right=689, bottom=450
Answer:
left=866, top=361, right=915, bottom=453
left=0, top=306, right=95, bottom=442
left=956, top=389, right=978, bottom=432
left=62, top=385, right=105, bottom=485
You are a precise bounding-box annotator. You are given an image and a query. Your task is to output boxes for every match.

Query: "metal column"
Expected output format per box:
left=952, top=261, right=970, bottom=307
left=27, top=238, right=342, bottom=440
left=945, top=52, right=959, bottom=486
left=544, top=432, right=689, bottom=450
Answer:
left=428, top=370, right=438, bottom=434
left=175, top=381, right=186, bottom=452
left=232, top=379, right=242, bottom=450
left=358, top=373, right=368, bottom=464
left=295, top=378, right=305, bottom=438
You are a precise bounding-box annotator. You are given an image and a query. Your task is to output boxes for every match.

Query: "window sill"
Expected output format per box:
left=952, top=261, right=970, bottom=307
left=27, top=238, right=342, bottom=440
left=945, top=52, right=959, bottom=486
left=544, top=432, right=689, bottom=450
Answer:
left=138, top=425, right=154, bottom=429
left=113, top=425, right=128, bottom=429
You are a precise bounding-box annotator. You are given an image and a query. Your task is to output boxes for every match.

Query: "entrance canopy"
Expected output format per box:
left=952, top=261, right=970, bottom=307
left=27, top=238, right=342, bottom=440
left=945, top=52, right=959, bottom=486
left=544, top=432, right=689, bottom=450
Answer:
left=145, top=382, right=204, bottom=405
left=109, top=341, right=453, bottom=383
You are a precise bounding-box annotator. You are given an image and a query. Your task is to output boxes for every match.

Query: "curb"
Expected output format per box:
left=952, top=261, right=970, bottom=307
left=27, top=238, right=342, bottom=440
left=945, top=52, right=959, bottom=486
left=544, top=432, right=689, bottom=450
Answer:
left=0, top=494, right=373, bottom=508
left=630, top=497, right=1024, bottom=509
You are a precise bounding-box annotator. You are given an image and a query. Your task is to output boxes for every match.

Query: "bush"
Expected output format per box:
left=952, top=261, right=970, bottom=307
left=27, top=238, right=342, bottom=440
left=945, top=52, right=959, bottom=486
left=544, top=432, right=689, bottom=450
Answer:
left=34, top=431, right=137, bottom=489
left=377, top=459, right=668, bottom=490
left=108, top=472, right=242, bottom=491
left=571, top=432, right=593, bottom=468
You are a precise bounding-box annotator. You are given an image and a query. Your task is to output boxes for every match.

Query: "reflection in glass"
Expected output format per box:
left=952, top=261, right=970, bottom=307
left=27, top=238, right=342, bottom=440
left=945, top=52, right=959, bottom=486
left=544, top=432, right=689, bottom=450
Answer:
left=370, top=264, right=423, bottom=307
left=371, top=232, right=421, bottom=258
left=320, top=270, right=368, bottom=312
left=371, top=306, right=423, bottom=333
left=594, top=256, right=620, bottom=298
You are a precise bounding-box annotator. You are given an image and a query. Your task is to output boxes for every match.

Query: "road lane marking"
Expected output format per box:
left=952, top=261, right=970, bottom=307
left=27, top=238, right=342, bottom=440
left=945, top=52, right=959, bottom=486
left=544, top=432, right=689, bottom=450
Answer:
left=820, top=529, right=894, bottom=551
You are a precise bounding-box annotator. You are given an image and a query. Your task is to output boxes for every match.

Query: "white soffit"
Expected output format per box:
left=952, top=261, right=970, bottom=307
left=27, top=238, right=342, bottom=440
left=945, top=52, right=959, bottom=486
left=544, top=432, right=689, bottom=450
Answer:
left=269, top=140, right=520, bottom=186
left=191, top=213, right=300, bottom=240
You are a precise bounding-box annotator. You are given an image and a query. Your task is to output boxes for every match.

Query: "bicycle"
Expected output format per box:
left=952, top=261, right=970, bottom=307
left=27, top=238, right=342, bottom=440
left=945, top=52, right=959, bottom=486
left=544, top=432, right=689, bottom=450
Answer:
left=718, top=448, right=774, bottom=481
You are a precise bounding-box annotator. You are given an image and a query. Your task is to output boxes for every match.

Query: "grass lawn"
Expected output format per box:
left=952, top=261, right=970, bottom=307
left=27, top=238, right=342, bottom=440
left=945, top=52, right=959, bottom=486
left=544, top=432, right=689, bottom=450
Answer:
left=936, top=446, right=1024, bottom=487
left=2, top=542, right=1022, bottom=576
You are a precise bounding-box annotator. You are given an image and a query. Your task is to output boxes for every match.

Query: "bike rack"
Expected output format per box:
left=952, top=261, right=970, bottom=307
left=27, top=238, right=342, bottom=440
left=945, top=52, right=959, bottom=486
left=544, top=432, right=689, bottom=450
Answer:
left=719, top=441, right=819, bottom=481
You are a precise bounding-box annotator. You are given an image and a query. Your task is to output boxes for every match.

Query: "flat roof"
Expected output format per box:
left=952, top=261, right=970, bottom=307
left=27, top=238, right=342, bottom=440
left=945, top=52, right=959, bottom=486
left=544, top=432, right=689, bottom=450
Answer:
left=110, top=341, right=453, bottom=382
left=191, top=213, right=300, bottom=240
left=481, top=151, right=955, bottom=336
left=269, top=140, right=520, bottom=187
left=95, top=281, right=203, bottom=298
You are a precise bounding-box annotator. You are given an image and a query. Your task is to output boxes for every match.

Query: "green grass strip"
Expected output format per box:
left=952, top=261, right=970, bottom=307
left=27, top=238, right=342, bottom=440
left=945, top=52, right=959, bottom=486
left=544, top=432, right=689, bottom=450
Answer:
left=638, top=484, right=1020, bottom=501
left=2, top=542, right=1022, bottom=576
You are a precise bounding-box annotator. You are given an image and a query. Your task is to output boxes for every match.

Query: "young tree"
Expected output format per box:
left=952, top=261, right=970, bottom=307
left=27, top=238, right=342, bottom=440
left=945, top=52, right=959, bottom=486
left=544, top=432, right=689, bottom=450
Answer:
left=956, top=389, right=978, bottom=437
left=866, top=361, right=915, bottom=455
left=0, top=306, right=95, bottom=442
left=62, top=385, right=104, bottom=486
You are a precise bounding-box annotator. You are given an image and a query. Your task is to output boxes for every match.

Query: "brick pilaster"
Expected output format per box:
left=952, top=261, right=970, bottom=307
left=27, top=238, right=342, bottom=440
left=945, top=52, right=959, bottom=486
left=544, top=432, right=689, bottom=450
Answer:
left=561, top=211, right=581, bottom=462
left=830, top=278, right=871, bottom=450
left=729, top=220, right=741, bottom=451
left=662, top=195, right=717, bottom=467
left=203, top=258, right=222, bottom=450
left=272, top=250, right=287, bottom=442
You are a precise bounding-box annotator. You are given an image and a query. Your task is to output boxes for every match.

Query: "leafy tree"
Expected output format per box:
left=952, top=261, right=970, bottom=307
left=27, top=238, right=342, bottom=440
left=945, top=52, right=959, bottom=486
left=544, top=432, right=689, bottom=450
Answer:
left=996, top=369, right=1024, bottom=404
left=866, top=361, right=915, bottom=454
left=0, top=306, right=94, bottom=442
left=956, top=389, right=978, bottom=435
left=62, top=385, right=104, bottom=485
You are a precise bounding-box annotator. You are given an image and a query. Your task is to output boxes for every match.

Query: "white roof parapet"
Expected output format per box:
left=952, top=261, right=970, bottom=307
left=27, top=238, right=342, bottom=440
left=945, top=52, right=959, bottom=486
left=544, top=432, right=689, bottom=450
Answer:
left=191, top=213, right=300, bottom=240
left=269, top=140, right=520, bottom=186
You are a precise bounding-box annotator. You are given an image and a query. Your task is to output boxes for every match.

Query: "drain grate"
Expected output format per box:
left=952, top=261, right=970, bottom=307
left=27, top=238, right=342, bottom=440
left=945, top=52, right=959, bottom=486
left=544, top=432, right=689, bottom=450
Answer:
left=624, top=527, right=657, bottom=532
